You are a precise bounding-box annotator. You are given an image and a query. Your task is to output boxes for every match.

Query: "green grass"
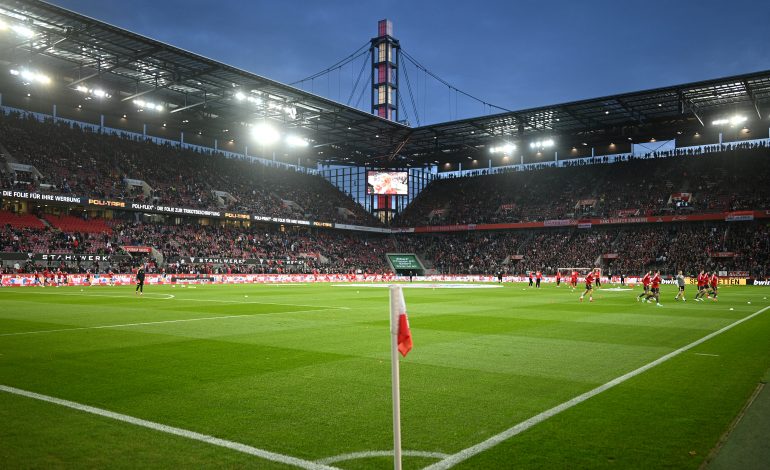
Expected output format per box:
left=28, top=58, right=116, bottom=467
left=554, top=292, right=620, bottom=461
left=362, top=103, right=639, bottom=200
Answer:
left=1, top=282, right=769, bottom=469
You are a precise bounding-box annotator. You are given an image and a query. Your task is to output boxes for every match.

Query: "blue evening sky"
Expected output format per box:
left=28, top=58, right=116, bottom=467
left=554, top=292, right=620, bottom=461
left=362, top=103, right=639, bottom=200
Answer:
left=50, top=0, right=770, bottom=125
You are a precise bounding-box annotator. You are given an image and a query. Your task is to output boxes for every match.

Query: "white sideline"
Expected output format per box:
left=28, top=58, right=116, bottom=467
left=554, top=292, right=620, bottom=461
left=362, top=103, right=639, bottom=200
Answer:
left=0, top=308, right=337, bottom=337
left=317, top=450, right=449, bottom=464
left=0, top=289, right=349, bottom=309
left=0, top=384, right=338, bottom=470
left=423, top=305, right=770, bottom=470
left=0, top=290, right=175, bottom=300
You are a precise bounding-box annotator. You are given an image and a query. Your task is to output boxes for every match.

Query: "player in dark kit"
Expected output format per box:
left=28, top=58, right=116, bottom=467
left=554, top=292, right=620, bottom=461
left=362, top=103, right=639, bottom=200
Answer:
left=135, top=267, right=145, bottom=295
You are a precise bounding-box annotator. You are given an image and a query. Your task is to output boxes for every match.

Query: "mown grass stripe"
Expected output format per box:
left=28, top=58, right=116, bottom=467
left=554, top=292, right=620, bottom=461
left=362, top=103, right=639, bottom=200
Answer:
left=0, top=384, right=338, bottom=470
left=425, top=305, right=770, bottom=470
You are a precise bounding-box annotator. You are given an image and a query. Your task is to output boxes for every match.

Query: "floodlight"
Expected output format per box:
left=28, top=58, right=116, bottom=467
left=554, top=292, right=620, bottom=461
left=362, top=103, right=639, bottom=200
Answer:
left=11, top=24, right=35, bottom=38
left=286, top=135, right=309, bottom=147
left=252, top=123, right=280, bottom=145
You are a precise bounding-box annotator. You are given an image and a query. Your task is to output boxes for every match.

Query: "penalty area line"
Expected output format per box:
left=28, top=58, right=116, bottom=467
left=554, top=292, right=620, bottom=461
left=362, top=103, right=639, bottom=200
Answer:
left=424, top=305, right=770, bottom=470
left=0, top=384, right=337, bottom=470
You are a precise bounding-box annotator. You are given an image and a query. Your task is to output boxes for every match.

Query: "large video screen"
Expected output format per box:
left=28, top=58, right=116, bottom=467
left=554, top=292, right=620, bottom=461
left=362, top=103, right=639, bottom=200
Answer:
left=366, top=171, right=408, bottom=195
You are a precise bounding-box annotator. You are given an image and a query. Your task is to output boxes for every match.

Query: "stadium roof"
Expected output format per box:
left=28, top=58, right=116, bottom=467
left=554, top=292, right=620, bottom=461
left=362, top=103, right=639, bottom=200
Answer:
left=1, top=0, right=770, bottom=168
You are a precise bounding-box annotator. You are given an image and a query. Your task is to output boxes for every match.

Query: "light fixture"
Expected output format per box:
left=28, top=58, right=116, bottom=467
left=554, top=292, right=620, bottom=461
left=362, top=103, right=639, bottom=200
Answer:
left=712, top=115, right=747, bottom=126
left=11, top=24, right=35, bottom=38
left=489, top=143, right=516, bottom=154
left=286, top=135, right=309, bottom=147
left=133, top=99, right=163, bottom=111
left=251, top=123, right=280, bottom=145
left=11, top=68, right=50, bottom=85
left=529, top=139, right=555, bottom=149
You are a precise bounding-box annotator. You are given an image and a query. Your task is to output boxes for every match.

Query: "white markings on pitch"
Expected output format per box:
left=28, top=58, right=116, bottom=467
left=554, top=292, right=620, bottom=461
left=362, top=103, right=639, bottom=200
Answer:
left=0, top=288, right=348, bottom=311
left=317, top=450, right=449, bottom=465
left=423, top=305, right=770, bottom=470
left=0, top=384, right=338, bottom=470
left=0, top=290, right=176, bottom=300
left=167, top=297, right=351, bottom=309
left=693, top=353, right=720, bottom=357
left=0, top=308, right=340, bottom=338
left=333, top=283, right=503, bottom=289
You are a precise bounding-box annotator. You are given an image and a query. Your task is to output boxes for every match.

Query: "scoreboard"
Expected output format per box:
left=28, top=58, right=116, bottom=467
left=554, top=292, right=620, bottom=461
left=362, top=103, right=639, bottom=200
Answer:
left=386, top=253, right=423, bottom=274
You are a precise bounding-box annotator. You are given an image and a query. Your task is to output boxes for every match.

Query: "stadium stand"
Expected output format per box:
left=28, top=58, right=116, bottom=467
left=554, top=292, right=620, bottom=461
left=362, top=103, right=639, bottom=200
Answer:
left=0, top=210, right=45, bottom=229
left=395, top=146, right=770, bottom=227
left=0, top=112, right=377, bottom=226
left=3, top=219, right=768, bottom=279
left=43, top=214, right=111, bottom=234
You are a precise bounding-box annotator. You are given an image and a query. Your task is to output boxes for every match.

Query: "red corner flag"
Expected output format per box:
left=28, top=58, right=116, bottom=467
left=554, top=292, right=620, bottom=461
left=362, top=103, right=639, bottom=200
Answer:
left=390, top=285, right=413, bottom=357
left=397, top=312, right=413, bottom=357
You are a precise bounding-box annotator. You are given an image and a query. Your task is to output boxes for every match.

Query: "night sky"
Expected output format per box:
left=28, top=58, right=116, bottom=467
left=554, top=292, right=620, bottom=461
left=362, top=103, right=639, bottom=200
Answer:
left=50, top=0, right=770, bottom=125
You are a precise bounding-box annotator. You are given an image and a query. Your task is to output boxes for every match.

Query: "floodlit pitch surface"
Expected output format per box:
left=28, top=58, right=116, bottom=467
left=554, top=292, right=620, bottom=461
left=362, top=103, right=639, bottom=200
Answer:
left=1, top=283, right=769, bottom=469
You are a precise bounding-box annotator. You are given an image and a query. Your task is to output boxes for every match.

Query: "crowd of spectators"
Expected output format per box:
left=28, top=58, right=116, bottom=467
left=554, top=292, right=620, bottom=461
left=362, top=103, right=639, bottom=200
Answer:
left=1, top=220, right=396, bottom=275
left=395, top=146, right=770, bottom=227
left=0, top=112, right=375, bottom=225
left=2, top=218, right=768, bottom=278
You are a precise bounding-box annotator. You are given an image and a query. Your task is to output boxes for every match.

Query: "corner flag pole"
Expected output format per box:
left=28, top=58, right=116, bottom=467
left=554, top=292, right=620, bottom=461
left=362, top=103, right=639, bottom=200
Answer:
left=389, top=285, right=405, bottom=470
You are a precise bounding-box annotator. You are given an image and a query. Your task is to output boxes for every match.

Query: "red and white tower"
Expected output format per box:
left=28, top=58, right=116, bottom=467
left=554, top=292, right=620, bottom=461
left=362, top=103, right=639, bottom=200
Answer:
left=371, top=19, right=399, bottom=121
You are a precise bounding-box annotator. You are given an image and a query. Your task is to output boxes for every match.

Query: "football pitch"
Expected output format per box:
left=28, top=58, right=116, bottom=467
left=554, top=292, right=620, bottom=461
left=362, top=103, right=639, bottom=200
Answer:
left=1, top=282, right=769, bottom=469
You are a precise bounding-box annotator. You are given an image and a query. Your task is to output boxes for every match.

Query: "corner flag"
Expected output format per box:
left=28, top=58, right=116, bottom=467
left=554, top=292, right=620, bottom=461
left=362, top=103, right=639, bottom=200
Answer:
left=389, top=285, right=412, bottom=470
left=397, top=309, right=413, bottom=357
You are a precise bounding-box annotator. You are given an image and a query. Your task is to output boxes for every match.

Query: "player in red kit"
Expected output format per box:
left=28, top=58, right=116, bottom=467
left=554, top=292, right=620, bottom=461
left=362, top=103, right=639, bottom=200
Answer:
left=637, top=271, right=651, bottom=302
left=708, top=272, right=719, bottom=301
left=645, top=270, right=662, bottom=306
left=694, top=270, right=707, bottom=301
left=570, top=270, right=578, bottom=290
left=580, top=271, right=594, bottom=302
left=555, top=270, right=561, bottom=287
left=535, top=270, right=542, bottom=288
